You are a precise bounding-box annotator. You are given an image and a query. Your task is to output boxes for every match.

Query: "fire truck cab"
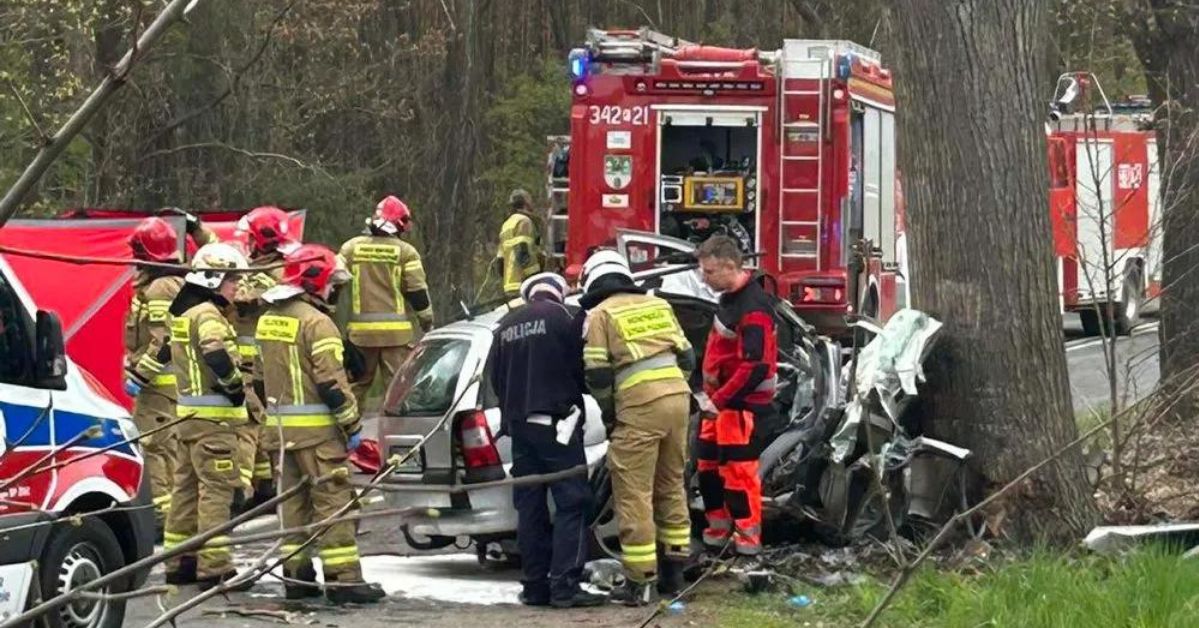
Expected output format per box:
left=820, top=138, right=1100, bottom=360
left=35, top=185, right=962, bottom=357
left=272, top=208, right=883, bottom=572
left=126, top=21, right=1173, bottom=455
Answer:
left=1047, top=72, right=1162, bottom=335
left=547, top=28, right=906, bottom=335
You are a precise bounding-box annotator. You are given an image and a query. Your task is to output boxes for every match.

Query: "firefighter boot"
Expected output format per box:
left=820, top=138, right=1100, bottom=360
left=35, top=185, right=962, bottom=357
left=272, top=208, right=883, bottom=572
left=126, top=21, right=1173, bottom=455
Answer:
left=609, top=578, right=658, bottom=607
left=325, top=579, right=386, bottom=605
left=164, top=556, right=197, bottom=585
left=284, top=562, right=321, bottom=600
left=657, top=550, right=685, bottom=597
left=196, top=569, right=256, bottom=593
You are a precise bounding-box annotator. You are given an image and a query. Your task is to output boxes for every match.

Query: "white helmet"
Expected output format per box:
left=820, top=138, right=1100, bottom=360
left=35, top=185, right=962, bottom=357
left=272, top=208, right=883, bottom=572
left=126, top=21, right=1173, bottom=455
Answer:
left=186, top=242, right=249, bottom=289
left=582, top=249, right=633, bottom=293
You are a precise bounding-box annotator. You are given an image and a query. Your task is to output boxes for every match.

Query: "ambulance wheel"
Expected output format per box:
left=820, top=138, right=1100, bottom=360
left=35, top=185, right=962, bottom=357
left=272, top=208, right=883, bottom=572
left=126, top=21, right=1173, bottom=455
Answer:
left=1113, top=268, right=1143, bottom=336
left=40, top=516, right=128, bottom=628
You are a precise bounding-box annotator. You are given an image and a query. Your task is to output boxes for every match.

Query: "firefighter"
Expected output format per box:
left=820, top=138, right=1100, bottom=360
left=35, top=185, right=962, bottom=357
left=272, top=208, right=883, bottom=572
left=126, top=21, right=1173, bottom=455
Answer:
left=494, top=189, right=543, bottom=297
left=485, top=272, right=605, bottom=609
left=162, top=242, right=252, bottom=589
left=339, top=195, right=433, bottom=412
left=231, top=206, right=299, bottom=509
left=256, top=243, right=385, bottom=605
left=579, top=249, right=694, bottom=606
left=694, top=235, right=776, bottom=559
left=124, top=213, right=217, bottom=533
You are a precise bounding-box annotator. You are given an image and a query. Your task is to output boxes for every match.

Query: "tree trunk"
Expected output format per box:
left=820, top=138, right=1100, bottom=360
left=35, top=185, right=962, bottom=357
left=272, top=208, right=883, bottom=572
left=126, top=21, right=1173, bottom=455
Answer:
left=1128, top=1, right=1199, bottom=418
left=891, top=0, right=1097, bottom=542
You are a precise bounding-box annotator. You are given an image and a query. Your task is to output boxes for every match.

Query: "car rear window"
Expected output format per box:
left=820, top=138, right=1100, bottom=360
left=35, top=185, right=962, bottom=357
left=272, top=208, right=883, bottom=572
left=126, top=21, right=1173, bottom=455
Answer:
left=382, top=338, right=472, bottom=417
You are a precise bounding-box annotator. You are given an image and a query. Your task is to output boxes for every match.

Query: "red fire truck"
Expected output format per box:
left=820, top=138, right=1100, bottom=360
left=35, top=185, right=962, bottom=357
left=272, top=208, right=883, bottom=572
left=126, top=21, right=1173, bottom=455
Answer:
left=546, top=28, right=906, bottom=335
left=1047, top=72, right=1162, bottom=336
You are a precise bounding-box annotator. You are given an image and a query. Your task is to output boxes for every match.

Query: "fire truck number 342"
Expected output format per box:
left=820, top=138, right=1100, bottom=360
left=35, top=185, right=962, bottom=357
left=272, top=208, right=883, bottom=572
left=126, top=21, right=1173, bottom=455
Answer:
left=588, top=105, right=650, bottom=126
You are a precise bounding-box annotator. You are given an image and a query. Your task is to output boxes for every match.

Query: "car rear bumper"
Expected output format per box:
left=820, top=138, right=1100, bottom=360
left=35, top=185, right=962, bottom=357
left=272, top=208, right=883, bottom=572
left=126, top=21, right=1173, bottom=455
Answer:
left=384, top=481, right=519, bottom=538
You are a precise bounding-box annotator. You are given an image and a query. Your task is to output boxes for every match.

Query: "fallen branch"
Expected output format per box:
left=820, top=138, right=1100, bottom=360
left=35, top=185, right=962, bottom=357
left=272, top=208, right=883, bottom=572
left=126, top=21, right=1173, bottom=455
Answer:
left=25, top=416, right=187, bottom=480
left=0, top=244, right=309, bottom=273
left=0, top=426, right=101, bottom=494
left=77, top=584, right=174, bottom=602
left=0, top=0, right=206, bottom=227
left=145, top=539, right=285, bottom=628
left=201, top=607, right=298, bottom=623
left=353, top=464, right=587, bottom=493
left=0, top=471, right=328, bottom=628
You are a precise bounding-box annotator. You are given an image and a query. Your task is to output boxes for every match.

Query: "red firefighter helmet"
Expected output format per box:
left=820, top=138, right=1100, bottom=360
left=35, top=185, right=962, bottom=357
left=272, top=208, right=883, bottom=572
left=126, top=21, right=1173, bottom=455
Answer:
left=282, top=244, right=348, bottom=298
left=241, top=206, right=293, bottom=254
left=129, top=217, right=180, bottom=262
left=371, top=196, right=412, bottom=234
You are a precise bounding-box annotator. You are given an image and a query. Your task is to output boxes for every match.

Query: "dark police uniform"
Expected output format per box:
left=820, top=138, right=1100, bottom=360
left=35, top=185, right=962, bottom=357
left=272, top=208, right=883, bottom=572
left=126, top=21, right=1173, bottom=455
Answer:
left=486, top=294, right=594, bottom=606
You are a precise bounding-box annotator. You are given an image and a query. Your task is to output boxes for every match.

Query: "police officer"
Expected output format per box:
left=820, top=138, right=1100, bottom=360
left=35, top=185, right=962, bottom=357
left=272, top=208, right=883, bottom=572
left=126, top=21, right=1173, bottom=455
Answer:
left=231, top=206, right=298, bottom=509
left=579, top=250, right=694, bottom=606
left=485, top=272, right=605, bottom=609
left=339, top=196, right=433, bottom=412
left=494, top=189, right=543, bottom=297
left=162, top=243, right=252, bottom=589
left=256, top=243, right=385, bottom=605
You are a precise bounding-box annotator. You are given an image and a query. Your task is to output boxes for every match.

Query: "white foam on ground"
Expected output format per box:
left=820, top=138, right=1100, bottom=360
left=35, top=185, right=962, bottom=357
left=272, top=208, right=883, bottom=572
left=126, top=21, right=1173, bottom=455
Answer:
left=361, top=554, right=521, bottom=605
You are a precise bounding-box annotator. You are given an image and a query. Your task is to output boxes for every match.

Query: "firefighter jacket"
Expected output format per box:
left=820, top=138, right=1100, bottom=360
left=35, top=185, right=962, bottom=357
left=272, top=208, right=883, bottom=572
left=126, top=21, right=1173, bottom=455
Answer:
left=339, top=235, right=433, bottom=348
left=233, top=250, right=285, bottom=368
left=496, top=212, right=541, bottom=295
left=168, top=285, right=248, bottom=430
left=581, top=285, right=695, bottom=418
left=125, top=270, right=186, bottom=390
left=702, top=275, right=778, bottom=411
left=255, top=294, right=359, bottom=451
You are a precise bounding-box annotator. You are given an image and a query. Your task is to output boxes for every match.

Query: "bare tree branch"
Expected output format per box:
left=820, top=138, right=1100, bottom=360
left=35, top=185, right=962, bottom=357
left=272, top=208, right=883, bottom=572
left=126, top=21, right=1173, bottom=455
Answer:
left=0, top=0, right=207, bottom=227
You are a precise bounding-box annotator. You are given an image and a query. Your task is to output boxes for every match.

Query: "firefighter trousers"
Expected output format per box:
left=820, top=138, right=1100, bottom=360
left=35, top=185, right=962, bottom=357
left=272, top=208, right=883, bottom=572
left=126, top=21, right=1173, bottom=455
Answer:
left=350, top=345, right=411, bottom=413
left=234, top=422, right=273, bottom=496
left=607, top=392, right=692, bottom=583
left=697, top=408, right=763, bottom=556
left=132, top=386, right=178, bottom=523
left=510, top=419, right=592, bottom=602
left=277, top=440, right=364, bottom=582
left=163, top=421, right=241, bottom=578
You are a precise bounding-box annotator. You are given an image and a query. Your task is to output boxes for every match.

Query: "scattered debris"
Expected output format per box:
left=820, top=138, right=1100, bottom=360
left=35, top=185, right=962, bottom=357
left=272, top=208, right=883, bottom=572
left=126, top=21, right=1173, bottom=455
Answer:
left=582, top=558, right=625, bottom=591
left=788, top=594, right=812, bottom=608
left=1083, top=523, right=1199, bottom=554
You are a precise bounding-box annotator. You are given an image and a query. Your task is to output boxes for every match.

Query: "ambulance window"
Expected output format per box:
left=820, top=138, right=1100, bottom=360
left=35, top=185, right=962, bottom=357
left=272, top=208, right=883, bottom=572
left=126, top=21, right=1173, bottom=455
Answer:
left=0, top=272, right=33, bottom=384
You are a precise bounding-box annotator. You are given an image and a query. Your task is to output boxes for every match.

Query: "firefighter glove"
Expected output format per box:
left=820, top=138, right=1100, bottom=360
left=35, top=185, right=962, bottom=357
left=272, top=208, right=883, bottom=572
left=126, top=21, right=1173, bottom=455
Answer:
left=346, top=431, right=362, bottom=452
left=124, top=378, right=143, bottom=398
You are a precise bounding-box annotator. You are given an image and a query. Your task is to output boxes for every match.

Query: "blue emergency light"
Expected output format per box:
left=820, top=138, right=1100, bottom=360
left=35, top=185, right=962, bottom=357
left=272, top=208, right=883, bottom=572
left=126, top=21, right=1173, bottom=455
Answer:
left=568, top=48, right=589, bottom=79
left=836, top=53, right=854, bottom=80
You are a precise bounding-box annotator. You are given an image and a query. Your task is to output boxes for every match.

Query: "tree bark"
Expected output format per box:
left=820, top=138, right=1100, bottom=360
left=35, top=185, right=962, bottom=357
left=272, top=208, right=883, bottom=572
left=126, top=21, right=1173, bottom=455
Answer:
left=891, top=0, right=1097, bottom=542
left=1127, top=1, right=1199, bottom=417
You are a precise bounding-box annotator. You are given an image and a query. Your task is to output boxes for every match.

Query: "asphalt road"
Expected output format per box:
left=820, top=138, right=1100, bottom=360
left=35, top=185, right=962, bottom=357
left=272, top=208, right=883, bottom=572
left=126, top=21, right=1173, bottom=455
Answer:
left=1063, top=313, right=1161, bottom=412
left=118, top=317, right=1160, bottom=626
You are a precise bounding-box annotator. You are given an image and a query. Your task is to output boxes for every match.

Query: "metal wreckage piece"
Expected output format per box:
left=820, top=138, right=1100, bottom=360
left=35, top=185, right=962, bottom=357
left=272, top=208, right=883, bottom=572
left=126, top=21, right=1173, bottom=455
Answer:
left=760, top=307, right=972, bottom=544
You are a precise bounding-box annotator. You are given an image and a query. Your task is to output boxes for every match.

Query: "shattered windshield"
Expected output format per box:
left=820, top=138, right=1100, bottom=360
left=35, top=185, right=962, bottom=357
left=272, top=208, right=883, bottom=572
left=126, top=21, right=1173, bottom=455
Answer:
left=383, top=338, right=472, bottom=417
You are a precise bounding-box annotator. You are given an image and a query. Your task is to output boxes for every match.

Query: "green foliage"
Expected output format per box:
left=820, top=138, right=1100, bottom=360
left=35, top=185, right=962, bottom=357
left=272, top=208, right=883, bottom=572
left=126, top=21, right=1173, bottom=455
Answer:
left=711, top=548, right=1199, bottom=627
left=478, top=57, right=571, bottom=217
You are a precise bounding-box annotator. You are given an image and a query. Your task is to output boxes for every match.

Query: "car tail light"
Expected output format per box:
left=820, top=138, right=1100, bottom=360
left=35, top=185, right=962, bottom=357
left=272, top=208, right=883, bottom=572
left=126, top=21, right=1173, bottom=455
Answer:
left=456, top=410, right=505, bottom=482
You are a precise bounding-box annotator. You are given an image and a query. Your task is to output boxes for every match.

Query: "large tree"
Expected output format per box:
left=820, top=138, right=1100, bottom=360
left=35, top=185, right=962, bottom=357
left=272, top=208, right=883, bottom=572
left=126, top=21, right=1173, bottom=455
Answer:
left=1125, top=1, right=1199, bottom=414
left=890, top=0, right=1097, bottom=541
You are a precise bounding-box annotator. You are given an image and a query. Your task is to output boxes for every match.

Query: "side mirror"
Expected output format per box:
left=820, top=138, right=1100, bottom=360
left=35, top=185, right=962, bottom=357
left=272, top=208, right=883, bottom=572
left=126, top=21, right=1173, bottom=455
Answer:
left=35, top=310, right=67, bottom=390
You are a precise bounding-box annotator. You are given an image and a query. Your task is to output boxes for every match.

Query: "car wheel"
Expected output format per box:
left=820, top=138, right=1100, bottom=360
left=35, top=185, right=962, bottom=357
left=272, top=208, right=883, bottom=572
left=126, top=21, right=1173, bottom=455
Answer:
left=39, top=516, right=128, bottom=628
left=400, top=525, right=456, bottom=551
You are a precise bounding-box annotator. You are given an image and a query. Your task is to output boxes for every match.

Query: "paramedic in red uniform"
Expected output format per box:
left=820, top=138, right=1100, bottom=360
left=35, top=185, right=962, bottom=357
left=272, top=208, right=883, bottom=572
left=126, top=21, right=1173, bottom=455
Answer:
left=694, top=235, right=776, bottom=557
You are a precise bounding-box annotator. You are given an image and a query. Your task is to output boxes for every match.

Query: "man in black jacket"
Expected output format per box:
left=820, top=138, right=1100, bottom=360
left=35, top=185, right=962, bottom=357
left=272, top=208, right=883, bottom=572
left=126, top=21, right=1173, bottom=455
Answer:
left=486, top=272, right=605, bottom=609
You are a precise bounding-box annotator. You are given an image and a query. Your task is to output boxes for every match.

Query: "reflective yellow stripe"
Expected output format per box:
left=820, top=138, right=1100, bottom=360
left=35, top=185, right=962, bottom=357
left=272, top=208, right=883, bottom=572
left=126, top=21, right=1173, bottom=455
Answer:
left=238, top=344, right=259, bottom=358
left=583, top=347, right=609, bottom=366
left=618, top=365, right=685, bottom=391
left=320, top=546, right=360, bottom=567
left=256, top=315, right=299, bottom=343
left=346, top=320, right=414, bottom=331
left=352, top=264, right=362, bottom=314
left=177, top=405, right=249, bottom=421
left=162, top=532, right=188, bottom=549
left=312, top=338, right=344, bottom=360
left=288, top=345, right=304, bottom=405
left=622, top=543, right=657, bottom=564
left=240, top=467, right=254, bottom=482
left=658, top=527, right=691, bottom=545
left=138, top=355, right=164, bottom=371
left=402, top=260, right=424, bottom=273
left=264, top=414, right=336, bottom=428
left=254, top=462, right=272, bottom=479
left=152, top=373, right=176, bottom=387
left=502, top=235, right=535, bottom=247
left=197, top=319, right=230, bottom=339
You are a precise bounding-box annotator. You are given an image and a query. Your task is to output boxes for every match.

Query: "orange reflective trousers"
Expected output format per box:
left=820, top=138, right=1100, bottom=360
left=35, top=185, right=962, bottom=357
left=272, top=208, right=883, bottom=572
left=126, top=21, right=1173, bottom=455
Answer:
left=696, top=408, right=762, bottom=556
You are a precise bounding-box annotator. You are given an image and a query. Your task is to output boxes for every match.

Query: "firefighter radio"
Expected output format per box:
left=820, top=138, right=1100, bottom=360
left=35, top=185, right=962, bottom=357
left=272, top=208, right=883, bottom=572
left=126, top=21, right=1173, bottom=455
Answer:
left=661, top=174, right=749, bottom=212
